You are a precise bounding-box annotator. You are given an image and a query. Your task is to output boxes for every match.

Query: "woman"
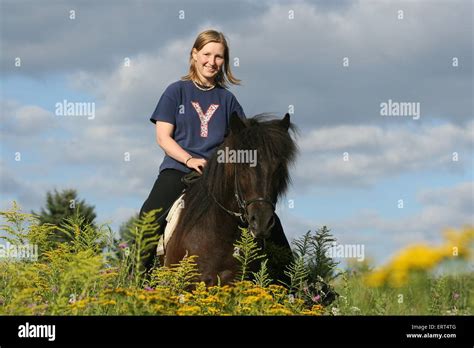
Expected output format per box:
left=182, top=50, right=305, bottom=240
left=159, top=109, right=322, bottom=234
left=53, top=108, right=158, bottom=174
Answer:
left=140, top=30, right=291, bottom=272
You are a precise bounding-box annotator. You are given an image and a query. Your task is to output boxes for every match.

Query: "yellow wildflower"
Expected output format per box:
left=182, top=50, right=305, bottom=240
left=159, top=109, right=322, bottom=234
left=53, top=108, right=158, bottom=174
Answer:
left=177, top=305, right=201, bottom=316
left=268, top=304, right=293, bottom=315
left=241, top=294, right=273, bottom=305
left=205, top=307, right=220, bottom=315
left=153, top=304, right=164, bottom=312
left=200, top=295, right=220, bottom=305
left=243, top=287, right=269, bottom=297
left=309, top=304, right=324, bottom=315
left=365, top=226, right=474, bottom=287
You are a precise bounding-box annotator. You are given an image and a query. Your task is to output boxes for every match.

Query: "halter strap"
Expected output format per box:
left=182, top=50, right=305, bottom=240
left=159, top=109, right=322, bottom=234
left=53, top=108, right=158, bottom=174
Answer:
left=210, top=164, right=275, bottom=226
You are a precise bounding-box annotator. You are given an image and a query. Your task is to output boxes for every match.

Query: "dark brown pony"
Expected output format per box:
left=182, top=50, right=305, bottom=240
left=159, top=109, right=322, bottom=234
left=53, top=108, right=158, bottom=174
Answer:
left=163, top=113, right=297, bottom=286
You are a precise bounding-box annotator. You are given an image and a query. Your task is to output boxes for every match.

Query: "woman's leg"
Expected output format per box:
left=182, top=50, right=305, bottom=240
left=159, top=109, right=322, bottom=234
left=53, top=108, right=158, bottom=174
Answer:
left=139, top=169, right=186, bottom=218
left=139, top=169, right=186, bottom=272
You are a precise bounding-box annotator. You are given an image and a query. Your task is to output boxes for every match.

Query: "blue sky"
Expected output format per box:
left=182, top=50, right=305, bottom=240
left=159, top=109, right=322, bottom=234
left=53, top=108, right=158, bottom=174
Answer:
left=1, top=0, right=472, bottom=266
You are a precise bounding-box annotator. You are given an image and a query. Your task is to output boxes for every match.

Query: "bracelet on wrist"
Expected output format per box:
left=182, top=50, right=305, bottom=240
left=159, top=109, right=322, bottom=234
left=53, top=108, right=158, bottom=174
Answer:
left=185, top=156, right=193, bottom=166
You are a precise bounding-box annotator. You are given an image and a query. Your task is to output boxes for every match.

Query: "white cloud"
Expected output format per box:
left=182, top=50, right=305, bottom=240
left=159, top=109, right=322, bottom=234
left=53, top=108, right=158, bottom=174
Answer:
left=293, top=121, right=473, bottom=189
left=1, top=100, right=55, bottom=135
left=0, top=160, right=45, bottom=210
left=6, top=0, right=470, bottom=130
left=229, top=0, right=472, bottom=125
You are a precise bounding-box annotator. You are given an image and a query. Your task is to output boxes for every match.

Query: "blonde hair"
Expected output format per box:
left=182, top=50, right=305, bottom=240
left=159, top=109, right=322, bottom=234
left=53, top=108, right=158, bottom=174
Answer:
left=182, top=30, right=241, bottom=88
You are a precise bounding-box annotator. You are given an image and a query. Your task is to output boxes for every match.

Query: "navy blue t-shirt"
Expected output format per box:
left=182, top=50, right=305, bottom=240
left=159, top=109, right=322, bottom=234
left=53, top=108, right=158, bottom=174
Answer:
left=150, top=80, right=245, bottom=173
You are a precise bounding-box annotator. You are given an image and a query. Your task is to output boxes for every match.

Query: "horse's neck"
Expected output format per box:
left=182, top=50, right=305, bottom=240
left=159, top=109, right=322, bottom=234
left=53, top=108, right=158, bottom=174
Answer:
left=203, top=169, right=239, bottom=211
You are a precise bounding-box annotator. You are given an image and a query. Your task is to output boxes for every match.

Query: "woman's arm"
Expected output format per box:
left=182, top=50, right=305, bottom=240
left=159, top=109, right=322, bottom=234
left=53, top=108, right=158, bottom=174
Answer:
left=155, top=121, right=207, bottom=174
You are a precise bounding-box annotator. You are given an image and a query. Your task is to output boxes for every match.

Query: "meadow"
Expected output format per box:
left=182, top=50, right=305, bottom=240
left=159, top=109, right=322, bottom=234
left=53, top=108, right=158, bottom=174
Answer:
left=1, top=202, right=472, bottom=316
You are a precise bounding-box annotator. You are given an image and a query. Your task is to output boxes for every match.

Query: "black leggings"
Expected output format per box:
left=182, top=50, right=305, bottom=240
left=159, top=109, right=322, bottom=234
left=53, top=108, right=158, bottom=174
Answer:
left=139, top=169, right=187, bottom=223
left=139, top=169, right=186, bottom=271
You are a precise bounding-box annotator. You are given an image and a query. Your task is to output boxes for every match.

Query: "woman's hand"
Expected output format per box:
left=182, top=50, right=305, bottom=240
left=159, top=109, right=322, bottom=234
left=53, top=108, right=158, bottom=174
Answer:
left=155, top=122, right=208, bottom=174
left=186, top=157, right=207, bottom=175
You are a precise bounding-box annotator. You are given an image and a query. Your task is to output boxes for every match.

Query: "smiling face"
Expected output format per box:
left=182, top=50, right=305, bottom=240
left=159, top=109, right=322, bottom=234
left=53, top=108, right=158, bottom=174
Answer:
left=192, top=42, right=225, bottom=86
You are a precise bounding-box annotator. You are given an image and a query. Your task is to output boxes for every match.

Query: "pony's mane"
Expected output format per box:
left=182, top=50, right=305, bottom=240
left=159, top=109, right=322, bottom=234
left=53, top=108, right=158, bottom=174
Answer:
left=180, top=114, right=298, bottom=231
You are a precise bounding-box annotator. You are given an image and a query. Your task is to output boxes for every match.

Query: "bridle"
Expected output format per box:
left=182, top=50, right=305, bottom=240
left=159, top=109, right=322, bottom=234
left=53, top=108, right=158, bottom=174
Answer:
left=210, top=165, right=276, bottom=229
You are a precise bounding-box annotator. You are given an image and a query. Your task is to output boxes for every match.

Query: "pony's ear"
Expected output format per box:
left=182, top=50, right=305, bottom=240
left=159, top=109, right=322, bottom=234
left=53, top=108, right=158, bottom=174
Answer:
left=229, top=111, right=246, bottom=134
left=280, top=113, right=291, bottom=131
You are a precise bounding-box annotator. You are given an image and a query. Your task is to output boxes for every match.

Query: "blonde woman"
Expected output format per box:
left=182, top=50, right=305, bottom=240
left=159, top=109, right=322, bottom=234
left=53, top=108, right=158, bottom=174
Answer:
left=139, top=30, right=244, bottom=267
left=140, top=29, right=292, bottom=272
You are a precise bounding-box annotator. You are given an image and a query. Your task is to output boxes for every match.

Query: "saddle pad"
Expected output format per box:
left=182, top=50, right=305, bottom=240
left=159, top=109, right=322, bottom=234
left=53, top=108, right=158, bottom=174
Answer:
left=156, top=193, right=185, bottom=256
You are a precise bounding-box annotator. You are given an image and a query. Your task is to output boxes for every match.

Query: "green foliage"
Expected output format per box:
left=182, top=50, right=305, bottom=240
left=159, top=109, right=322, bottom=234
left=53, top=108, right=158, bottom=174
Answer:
left=1, top=201, right=56, bottom=254
left=309, top=226, right=340, bottom=281
left=118, top=213, right=139, bottom=244
left=233, top=227, right=265, bottom=281
left=281, top=256, right=309, bottom=296
left=429, top=275, right=447, bottom=314
left=252, top=259, right=273, bottom=288
left=282, top=227, right=340, bottom=305
left=326, top=270, right=474, bottom=315
left=149, top=254, right=200, bottom=294
left=32, top=189, right=96, bottom=244
left=294, top=227, right=340, bottom=283
left=117, top=209, right=161, bottom=287
left=55, top=214, right=112, bottom=254
left=1, top=202, right=472, bottom=316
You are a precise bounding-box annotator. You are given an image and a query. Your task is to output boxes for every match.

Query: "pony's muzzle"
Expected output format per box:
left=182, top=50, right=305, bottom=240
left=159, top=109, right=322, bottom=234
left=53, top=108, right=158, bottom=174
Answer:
left=248, top=209, right=275, bottom=239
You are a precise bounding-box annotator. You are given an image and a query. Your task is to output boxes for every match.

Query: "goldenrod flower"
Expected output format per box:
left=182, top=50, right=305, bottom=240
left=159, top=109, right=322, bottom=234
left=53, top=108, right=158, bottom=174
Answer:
left=177, top=305, right=201, bottom=316
left=365, top=226, right=474, bottom=287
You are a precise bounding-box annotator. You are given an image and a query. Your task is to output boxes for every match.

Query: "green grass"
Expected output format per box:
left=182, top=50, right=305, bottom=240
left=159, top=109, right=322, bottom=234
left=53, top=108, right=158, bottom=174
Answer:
left=1, top=202, right=472, bottom=315
left=329, top=270, right=473, bottom=315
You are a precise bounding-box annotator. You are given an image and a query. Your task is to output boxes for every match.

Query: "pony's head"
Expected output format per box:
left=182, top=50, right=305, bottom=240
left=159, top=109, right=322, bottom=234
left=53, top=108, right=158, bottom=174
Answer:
left=218, top=112, right=298, bottom=239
